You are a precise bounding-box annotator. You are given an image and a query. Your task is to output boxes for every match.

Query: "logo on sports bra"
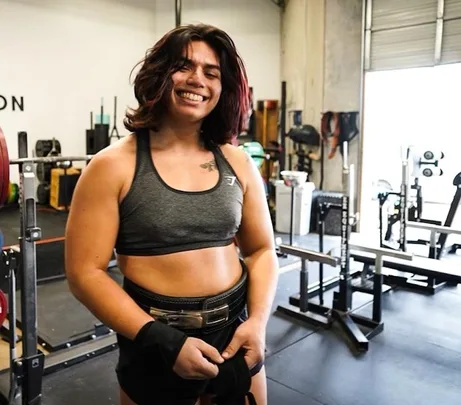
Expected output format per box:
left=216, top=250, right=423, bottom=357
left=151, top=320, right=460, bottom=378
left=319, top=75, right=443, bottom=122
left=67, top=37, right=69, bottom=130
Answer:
left=225, top=176, right=236, bottom=186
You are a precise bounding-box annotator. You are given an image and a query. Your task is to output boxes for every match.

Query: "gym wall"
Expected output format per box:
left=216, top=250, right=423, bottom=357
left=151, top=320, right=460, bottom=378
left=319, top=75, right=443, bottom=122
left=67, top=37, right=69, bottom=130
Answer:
left=0, top=0, right=281, bottom=184
left=281, top=0, right=363, bottom=192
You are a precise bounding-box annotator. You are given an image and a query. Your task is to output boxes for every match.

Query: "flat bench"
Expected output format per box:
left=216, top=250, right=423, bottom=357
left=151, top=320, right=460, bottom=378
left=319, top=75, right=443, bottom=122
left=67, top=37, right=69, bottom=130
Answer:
left=350, top=250, right=461, bottom=285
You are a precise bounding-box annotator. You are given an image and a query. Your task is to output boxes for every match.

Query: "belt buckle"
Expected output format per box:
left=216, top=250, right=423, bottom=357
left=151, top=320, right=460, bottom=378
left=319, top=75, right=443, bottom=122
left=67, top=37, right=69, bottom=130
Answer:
left=202, top=304, right=229, bottom=327
left=149, top=304, right=229, bottom=329
left=149, top=308, right=202, bottom=329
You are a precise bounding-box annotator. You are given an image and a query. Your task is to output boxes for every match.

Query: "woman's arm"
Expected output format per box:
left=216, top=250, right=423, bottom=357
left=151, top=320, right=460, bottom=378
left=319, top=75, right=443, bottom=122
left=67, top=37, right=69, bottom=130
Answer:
left=65, top=150, right=153, bottom=340
left=235, top=153, right=279, bottom=326
left=221, top=149, right=279, bottom=364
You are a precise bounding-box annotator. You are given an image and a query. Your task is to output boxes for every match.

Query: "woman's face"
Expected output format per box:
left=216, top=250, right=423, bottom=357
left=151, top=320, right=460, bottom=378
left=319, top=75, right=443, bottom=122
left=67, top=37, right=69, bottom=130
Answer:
left=168, top=41, right=222, bottom=124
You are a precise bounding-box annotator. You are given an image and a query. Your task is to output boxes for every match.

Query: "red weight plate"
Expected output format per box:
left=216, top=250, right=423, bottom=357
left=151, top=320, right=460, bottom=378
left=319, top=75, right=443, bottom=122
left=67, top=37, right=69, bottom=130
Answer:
left=0, top=127, right=10, bottom=207
left=0, top=289, right=7, bottom=326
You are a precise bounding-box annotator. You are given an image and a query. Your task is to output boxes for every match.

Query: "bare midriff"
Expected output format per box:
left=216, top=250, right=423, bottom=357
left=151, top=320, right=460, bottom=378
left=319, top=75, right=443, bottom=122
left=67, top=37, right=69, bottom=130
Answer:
left=117, top=243, right=243, bottom=297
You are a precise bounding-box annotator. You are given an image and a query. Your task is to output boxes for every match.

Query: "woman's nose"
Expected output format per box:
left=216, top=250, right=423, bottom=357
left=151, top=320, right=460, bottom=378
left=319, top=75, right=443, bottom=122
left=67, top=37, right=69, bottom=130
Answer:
left=186, top=69, right=205, bottom=87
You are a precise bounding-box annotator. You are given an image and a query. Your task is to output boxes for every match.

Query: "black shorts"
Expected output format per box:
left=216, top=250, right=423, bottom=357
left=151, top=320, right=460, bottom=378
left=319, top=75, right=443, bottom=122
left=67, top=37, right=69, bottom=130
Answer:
left=116, top=263, right=263, bottom=405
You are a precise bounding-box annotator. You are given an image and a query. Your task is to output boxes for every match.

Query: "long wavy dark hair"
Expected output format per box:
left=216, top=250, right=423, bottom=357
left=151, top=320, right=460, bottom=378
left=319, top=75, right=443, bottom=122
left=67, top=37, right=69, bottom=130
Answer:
left=124, top=24, right=250, bottom=146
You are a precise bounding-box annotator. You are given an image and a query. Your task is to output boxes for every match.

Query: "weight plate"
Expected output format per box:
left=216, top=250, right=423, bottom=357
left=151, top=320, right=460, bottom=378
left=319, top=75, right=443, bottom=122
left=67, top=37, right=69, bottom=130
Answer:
left=37, top=183, right=50, bottom=205
left=0, top=290, right=7, bottom=326
left=7, top=183, right=14, bottom=204
left=0, top=127, right=10, bottom=207
left=36, top=162, right=53, bottom=183
left=11, top=183, right=19, bottom=204
left=35, top=139, right=61, bottom=157
left=35, top=140, right=52, bottom=157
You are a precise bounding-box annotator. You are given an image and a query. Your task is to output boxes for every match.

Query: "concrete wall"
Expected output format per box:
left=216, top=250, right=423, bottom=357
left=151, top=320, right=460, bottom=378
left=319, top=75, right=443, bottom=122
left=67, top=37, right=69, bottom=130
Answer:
left=323, top=0, right=362, bottom=192
left=281, top=0, right=363, bottom=192
left=0, top=0, right=280, bottom=184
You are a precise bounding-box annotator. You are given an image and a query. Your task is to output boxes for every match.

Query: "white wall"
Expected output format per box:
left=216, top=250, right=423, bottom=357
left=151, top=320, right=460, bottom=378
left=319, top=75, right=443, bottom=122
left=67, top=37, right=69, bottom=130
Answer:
left=0, top=0, right=281, bottom=184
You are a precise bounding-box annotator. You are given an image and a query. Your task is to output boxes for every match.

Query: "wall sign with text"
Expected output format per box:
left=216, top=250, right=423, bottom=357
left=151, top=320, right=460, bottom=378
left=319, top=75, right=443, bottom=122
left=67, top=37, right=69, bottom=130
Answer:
left=0, top=96, right=25, bottom=111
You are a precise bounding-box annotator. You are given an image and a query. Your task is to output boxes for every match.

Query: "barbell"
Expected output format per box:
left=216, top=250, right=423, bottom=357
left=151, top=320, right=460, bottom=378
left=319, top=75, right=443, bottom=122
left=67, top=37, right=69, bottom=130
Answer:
left=0, top=127, right=93, bottom=207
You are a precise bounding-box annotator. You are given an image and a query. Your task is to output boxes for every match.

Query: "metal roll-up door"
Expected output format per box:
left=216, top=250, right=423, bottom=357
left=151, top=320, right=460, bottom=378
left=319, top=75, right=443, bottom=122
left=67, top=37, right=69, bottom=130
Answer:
left=365, top=0, right=461, bottom=71
left=442, top=0, right=461, bottom=63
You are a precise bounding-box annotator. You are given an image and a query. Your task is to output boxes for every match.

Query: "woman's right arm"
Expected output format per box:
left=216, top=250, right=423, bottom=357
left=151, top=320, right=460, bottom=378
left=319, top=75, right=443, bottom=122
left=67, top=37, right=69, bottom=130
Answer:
left=64, top=149, right=153, bottom=340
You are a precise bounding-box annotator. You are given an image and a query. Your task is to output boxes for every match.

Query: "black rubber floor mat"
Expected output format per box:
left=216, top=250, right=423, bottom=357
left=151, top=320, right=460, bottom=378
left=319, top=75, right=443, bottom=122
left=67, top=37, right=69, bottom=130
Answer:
left=267, top=379, right=324, bottom=405
left=266, top=260, right=373, bottom=357
left=266, top=289, right=461, bottom=405
left=355, top=286, right=461, bottom=355
left=15, top=270, right=123, bottom=352
left=0, top=207, right=68, bottom=247
left=41, top=350, right=119, bottom=405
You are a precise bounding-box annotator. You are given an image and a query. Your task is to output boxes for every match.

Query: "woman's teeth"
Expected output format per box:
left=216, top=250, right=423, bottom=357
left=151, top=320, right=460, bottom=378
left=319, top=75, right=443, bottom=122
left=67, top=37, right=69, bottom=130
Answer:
left=178, top=91, right=204, bottom=102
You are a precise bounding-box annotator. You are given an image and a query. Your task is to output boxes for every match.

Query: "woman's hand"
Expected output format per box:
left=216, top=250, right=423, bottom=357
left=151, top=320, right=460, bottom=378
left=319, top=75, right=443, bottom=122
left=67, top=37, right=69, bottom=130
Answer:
left=221, top=318, right=266, bottom=369
left=173, top=337, right=225, bottom=380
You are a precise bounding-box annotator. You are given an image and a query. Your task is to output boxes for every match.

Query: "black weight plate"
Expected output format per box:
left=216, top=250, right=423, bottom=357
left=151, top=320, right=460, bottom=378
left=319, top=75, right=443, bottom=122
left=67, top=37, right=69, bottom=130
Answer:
left=36, top=162, right=53, bottom=183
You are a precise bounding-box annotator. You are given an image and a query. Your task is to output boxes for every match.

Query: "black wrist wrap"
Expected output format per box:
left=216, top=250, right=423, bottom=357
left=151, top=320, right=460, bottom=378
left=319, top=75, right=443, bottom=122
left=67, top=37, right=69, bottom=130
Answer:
left=134, top=321, right=188, bottom=368
left=208, top=349, right=258, bottom=405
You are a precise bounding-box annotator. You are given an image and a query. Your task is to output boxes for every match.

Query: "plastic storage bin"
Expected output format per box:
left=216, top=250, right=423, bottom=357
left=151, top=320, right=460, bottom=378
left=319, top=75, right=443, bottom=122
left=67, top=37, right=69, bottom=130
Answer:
left=275, top=180, right=315, bottom=235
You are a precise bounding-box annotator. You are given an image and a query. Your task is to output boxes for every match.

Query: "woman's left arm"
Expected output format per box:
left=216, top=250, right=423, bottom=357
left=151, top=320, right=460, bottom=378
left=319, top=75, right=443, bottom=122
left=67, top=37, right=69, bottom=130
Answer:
left=237, top=154, right=279, bottom=325
left=222, top=151, right=279, bottom=365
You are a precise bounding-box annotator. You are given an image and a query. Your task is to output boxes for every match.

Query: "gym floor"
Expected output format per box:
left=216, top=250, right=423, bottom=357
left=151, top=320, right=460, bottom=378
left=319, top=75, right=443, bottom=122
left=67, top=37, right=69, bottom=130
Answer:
left=1, top=211, right=461, bottom=404
left=0, top=205, right=68, bottom=247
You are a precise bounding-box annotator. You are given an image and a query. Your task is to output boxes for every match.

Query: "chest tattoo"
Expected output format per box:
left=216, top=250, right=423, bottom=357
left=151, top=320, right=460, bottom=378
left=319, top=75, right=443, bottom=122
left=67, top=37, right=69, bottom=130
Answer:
left=200, top=159, right=217, bottom=172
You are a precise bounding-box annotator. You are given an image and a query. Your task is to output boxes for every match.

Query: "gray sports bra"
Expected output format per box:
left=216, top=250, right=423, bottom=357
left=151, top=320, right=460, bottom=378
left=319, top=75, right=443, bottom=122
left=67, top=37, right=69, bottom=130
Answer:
left=115, top=131, right=244, bottom=256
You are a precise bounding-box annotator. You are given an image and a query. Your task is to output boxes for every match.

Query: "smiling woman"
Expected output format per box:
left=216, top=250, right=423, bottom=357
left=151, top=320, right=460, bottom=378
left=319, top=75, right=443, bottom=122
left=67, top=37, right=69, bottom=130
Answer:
left=168, top=41, right=222, bottom=126
left=124, top=24, right=250, bottom=148
left=65, top=23, right=278, bottom=405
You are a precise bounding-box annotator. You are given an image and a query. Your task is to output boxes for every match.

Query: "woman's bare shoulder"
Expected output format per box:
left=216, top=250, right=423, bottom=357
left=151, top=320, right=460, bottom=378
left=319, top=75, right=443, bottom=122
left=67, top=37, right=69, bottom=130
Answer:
left=80, top=134, right=137, bottom=187
left=218, top=143, right=257, bottom=192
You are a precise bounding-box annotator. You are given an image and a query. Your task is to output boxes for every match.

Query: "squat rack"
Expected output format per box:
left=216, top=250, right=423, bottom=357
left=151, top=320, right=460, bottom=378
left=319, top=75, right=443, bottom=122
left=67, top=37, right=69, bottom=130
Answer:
left=0, top=131, right=117, bottom=405
left=276, top=141, right=413, bottom=354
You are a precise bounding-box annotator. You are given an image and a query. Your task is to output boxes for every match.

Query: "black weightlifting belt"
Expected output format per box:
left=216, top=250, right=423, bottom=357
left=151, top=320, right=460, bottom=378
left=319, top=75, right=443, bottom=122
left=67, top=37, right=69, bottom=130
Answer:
left=123, top=262, right=248, bottom=334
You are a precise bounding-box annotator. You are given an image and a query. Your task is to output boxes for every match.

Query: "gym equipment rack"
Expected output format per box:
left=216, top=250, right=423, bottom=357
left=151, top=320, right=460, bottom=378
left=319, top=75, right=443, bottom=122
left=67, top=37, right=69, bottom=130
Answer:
left=276, top=142, right=413, bottom=354
left=0, top=131, right=117, bottom=405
